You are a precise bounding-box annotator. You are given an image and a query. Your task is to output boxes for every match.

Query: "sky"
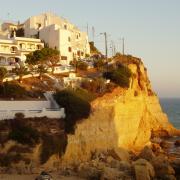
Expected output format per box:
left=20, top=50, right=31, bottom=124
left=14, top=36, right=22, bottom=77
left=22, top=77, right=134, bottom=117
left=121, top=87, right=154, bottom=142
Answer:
left=0, top=0, right=180, bottom=97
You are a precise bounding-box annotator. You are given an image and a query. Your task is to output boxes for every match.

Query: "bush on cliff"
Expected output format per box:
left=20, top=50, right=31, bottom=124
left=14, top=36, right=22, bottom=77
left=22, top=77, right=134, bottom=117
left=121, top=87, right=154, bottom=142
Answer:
left=9, top=123, right=40, bottom=145
left=54, top=89, right=91, bottom=133
left=103, top=63, right=132, bottom=88
left=40, top=133, right=67, bottom=164
left=0, top=82, right=27, bottom=98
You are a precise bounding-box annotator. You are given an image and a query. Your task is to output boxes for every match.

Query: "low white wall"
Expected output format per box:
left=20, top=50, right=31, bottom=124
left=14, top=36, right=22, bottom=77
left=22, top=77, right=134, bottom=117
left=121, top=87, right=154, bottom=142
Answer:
left=0, top=108, right=65, bottom=120
left=0, top=101, right=51, bottom=111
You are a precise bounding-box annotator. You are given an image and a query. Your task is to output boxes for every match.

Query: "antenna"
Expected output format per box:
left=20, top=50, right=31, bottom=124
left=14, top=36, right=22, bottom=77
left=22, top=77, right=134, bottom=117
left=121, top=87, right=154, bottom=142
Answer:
left=92, top=26, right=95, bottom=42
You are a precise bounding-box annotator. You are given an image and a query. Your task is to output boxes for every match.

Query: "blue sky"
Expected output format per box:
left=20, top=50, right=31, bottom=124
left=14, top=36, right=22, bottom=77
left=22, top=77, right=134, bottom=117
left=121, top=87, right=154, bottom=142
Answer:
left=0, top=0, right=180, bottom=97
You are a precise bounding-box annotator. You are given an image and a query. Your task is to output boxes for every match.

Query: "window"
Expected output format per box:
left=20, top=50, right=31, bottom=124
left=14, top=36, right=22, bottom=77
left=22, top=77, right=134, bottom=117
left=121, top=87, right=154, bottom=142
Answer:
left=77, top=51, right=80, bottom=56
left=64, top=24, right=67, bottom=30
left=61, top=56, right=67, bottom=60
left=68, top=37, right=71, bottom=42
left=81, top=52, right=84, bottom=56
left=68, top=47, right=72, bottom=52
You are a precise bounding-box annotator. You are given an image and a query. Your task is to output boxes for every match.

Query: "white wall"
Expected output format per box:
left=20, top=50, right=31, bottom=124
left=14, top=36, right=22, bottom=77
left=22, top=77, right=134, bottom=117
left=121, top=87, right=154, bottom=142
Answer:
left=0, top=101, right=51, bottom=110
left=0, top=108, right=65, bottom=120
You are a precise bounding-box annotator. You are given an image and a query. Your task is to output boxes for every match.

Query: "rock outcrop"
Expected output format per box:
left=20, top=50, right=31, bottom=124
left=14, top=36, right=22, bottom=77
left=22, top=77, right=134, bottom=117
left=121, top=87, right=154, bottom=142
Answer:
left=62, top=60, right=180, bottom=164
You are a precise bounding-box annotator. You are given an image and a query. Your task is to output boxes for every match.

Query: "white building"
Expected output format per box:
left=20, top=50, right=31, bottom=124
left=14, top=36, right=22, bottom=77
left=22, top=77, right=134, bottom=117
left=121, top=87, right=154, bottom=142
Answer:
left=23, top=12, right=90, bottom=65
left=0, top=36, right=44, bottom=70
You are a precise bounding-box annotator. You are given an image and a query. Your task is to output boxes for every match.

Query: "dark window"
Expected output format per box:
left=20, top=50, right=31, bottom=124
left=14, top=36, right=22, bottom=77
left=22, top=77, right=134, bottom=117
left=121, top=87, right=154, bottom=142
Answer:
left=81, top=52, right=84, bottom=56
left=68, top=37, right=71, bottom=42
left=68, top=47, right=72, bottom=52
left=61, top=56, right=67, bottom=60
left=64, top=24, right=67, bottom=30
left=77, top=51, right=80, bottom=56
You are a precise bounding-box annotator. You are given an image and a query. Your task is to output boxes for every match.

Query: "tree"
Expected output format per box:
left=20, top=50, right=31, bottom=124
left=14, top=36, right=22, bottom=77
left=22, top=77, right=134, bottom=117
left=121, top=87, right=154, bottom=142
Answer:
left=14, top=67, right=28, bottom=83
left=46, top=54, right=60, bottom=74
left=26, top=48, right=60, bottom=73
left=103, top=63, right=132, bottom=88
left=0, top=67, right=8, bottom=95
left=0, top=67, right=7, bottom=84
left=93, top=59, right=105, bottom=71
left=54, top=89, right=91, bottom=133
left=37, top=65, right=47, bottom=80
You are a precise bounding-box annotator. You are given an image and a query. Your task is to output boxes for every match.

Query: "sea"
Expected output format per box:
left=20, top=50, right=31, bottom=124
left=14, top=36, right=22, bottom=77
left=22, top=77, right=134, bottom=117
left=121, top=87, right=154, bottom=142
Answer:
left=160, top=98, right=180, bottom=159
left=160, top=98, right=180, bottom=129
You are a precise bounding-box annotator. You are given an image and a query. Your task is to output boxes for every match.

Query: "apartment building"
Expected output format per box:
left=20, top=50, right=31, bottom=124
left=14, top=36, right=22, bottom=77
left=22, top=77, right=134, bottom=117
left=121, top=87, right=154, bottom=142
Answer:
left=24, top=12, right=90, bottom=64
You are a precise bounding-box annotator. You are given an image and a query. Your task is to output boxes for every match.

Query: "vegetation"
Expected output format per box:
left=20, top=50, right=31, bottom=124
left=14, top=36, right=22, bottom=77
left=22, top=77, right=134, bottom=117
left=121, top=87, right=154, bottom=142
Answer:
left=13, top=66, right=29, bottom=83
left=0, top=67, right=8, bottom=84
left=40, top=134, right=67, bottom=164
left=70, top=60, right=88, bottom=71
left=9, top=125, right=40, bottom=145
left=37, top=64, right=48, bottom=79
left=0, top=82, right=28, bottom=98
left=16, top=28, right=25, bottom=37
left=54, top=89, right=91, bottom=133
left=89, top=41, right=101, bottom=55
left=26, top=47, right=60, bottom=66
left=103, top=63, right=132, bottom=88
left=93, top=59, right=105, bottom=70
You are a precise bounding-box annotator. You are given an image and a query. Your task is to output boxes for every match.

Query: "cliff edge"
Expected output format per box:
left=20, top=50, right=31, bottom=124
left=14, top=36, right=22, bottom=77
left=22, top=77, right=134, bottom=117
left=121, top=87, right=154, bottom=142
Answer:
left=62, top=59, right=180, bottom=164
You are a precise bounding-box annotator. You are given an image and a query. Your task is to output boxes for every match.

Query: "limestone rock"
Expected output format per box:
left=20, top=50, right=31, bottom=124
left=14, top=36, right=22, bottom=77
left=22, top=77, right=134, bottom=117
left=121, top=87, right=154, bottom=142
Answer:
left=174, top=139, right=180, bottom=146
left=61, top=61, right=180, bottom=164
left=78, top=163, right=101, bottom=179
left=138, top=146, right=155, bottom=161
left=133, top=159, right=155, bottom=180
left=100, top=167, right=126, bottom=180
left=151, top=156, right=175, bottom=177
left=109, top=148, right=130, bottom=162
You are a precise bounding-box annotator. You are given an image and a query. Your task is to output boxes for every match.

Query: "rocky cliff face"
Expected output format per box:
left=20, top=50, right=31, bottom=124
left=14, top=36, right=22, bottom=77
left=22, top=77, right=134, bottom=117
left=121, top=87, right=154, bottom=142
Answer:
left=62, top=61, right=180, bottom=164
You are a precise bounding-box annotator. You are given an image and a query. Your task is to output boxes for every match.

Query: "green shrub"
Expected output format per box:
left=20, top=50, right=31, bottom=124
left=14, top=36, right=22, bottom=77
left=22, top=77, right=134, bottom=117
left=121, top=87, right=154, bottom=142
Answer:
left=0, top=82, right=27, bottom=98
left=103, top=64, right=132, bottom=88
left=54, top=89, right=91, bottom=133
left=40, top=134, right=67, bottom=164
left=9, top=126, right=40, bottom=145
left=93, top=59, right=104, bottom=70
left=77, top=61, right=88, bottom=71
left=0, top=153, right=22, bottom=167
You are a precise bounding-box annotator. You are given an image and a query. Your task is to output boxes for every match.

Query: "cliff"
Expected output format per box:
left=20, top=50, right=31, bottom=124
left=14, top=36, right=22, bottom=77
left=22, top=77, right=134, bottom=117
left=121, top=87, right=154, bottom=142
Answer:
left=61, top=60, right=180, bottom=164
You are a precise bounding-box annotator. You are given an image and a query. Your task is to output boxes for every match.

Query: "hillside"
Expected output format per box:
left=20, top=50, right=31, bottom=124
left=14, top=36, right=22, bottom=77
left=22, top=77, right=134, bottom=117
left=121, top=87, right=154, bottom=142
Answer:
left=0, top=55, right=179, bottom=179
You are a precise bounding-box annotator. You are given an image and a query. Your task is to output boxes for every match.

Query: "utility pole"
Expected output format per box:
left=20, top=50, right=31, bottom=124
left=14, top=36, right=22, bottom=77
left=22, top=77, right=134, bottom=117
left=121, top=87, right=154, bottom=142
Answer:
left=100, top=32, right=108, bottom=71
left=86, top=23, right=89, bottom=36
left=100, top=32, right=108, bottom=59
left=92, top=26, right=95, bottom=42
left=122, top=37, right=125, bottom=55
left=119, top=37, right=125, bottom=55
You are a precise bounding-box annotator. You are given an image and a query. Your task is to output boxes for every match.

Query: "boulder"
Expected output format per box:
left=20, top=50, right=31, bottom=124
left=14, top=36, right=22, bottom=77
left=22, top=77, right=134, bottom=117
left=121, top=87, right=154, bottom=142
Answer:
left=171, top=159, right=180, bottom=176
left=109, top=148, right=130, bottom=162
left=138, top=146, right=155, bottom=161
left=162, top=175, right=176, bottom=180
left=78, top=163, right=101, bottom=179
left=151, top=143, right=163, bottom=154
left=174, top=139, right=180, bottom=146
left=160, top=140, right=171, bottom=149
left=100, top=167, right=126, bottom=180
left=151, top=156, right=175, bottom=177
left=133, top=159, right=155, bottom=180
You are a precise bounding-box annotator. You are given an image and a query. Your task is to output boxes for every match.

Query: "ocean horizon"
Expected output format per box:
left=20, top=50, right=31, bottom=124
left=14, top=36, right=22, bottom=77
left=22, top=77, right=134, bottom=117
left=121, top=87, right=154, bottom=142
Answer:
left=160, top=98, right=180, bottom=129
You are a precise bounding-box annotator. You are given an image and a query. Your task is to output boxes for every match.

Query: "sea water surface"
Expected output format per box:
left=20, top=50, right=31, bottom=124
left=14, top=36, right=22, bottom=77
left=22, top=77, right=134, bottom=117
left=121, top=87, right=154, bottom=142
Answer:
left=160, top=98, right=180, bottom=129
left=160, top=98, right=180, bottom=159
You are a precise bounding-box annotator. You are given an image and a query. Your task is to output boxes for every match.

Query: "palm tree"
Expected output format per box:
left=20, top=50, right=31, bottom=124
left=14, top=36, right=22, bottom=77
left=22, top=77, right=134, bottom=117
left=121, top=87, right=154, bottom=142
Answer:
left=0, top=67, right=8, bottom=95
left=0, top=67, right=8, bottom=84
left=37, top=65, right=47, bottom=80
left=14, top=67, right=28, bottom=83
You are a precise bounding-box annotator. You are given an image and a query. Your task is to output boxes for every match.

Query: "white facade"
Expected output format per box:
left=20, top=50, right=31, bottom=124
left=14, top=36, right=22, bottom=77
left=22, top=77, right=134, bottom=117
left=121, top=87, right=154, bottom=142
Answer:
left=24, top=13, right=90, bottom=64
left=0, top=37, right=44, bottom=69
left=0, top=92, right=65, bottom=120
